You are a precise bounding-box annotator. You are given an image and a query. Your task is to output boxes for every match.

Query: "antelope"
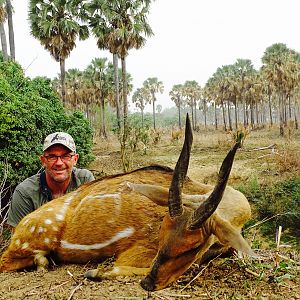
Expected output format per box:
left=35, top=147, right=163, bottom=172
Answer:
left=0, top=115, right=254, bottom=291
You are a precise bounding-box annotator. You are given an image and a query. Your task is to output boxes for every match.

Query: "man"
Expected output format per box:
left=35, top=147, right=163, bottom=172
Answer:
left=7, top=132, right=95, bottom=228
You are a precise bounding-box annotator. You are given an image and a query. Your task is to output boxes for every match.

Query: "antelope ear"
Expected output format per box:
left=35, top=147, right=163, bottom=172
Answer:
left=125, top=182, right=169, bottom=206
left=125, top=182, right=207, bottom=209
left=212, top=214, right=256, bottom=257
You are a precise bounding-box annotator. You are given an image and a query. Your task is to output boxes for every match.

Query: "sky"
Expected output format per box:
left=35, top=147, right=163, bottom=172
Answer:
left=11, top=0, right=300, bottom=111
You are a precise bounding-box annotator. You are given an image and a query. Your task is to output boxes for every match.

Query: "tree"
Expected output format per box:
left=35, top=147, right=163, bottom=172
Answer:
left=233, top=59, right=256, bottom=128
left=85, top=57, right=114, bottom=138
left=203, top=77, right=218, bottom=129
left=132, top=87, right=149, bottom=127
left=261, top=43, right=298, bottom=135
left=64, top=68, right=83, bottom=109
left=143, top=77, right=164, bottom=130
left=169, top=84, right=185, bottom=129
left=0, top=0, right=8, bottom=61
left=28, top=0, right=89, bottom=107
left=183, top=80, right=201, bottom=130
left=5, top=0, right=14, bottom=60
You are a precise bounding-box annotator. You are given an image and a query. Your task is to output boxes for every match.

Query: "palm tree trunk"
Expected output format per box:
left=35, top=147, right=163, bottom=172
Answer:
left=250, top=101, right=254, bottom=128
left=100, top=98, right=107, bottom=138
left=243, top=98, right=247, bottom=127
left=60, top=58, right=66, bottom=106
left=221, top=100, right=227, bottom=131
left=190, top=104, right=194, bottom=130
left=293, top=96, right=298, bottom=130
left=234, top=99, right=238, bottom=130
left=152, top=93, right=156, bottom=130
left=141, top=108, right=144, bottom=128
left=255, top=98, right=259, bottom=126
left=6, top=0, right=14, bottom=61
left=227, top=100, right=232, bottom=131
left=245, top=99, right=249, bottom=126
left=288, top=95, right=292, bottom=121
left=214, top=102, right=218, bottom=130
left=0, top=23, right=8, bottom=61
left=268, top=93, right=273, bottom=126
left=120, top=56, right=131, bottom=172
left=121, top=57, right=128, bottom=121
left=279, top=92, right=284, bottom=136
left=194, top=99, right=197, bottom=129
left=178, top=104, right=181, bottom=129
left=203, top=99, right=207, bottom=130
left=113, top=53, right=121, bottom=130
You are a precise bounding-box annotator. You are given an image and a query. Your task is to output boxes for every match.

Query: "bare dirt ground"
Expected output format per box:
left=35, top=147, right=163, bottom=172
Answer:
left=1, top=128, right=299, bottom=299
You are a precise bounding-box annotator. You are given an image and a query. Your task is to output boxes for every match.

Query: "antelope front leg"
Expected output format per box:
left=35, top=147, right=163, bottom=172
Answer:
left=84, top=265, right=150, bottom=280
left=84, top=245, right=155, bottom=280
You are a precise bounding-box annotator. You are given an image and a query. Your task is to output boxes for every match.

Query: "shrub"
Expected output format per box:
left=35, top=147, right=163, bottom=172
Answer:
left=239, top=177, right=300, bottom=245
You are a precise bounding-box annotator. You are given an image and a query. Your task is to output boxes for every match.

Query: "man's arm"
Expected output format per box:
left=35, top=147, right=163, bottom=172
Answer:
left=7, top=188, right=35, bottom=228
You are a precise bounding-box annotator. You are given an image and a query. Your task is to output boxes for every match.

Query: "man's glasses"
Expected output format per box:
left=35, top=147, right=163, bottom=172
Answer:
left=43, top=154, right=75, bottom=162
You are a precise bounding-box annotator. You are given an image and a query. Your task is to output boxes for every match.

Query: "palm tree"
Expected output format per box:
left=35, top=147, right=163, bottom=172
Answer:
left=143, top=77, right=164, bottom=130
left=65, top=68, right=83, bottom=109
left=85, top=57, right=114, bottom=138
left=183, top=80, right=201, bottom=130
left=132, top=87, right=149, bottom=127
left=0, top=0, right=8, bottom=61
left=203, top=77, right=219, bottom=129
left=5, top=0, right=14, bottom=60
left=261, top=43, right=296, bottom=135
left=233, top=59, right=256, bottom=128
left=28, top=0, right=89, bottom=107
left=169, top=84, right=185, bottom=129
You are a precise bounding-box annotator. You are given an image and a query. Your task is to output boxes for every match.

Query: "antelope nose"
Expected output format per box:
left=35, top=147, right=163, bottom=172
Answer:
left=140, top=275, right=155, bottom=291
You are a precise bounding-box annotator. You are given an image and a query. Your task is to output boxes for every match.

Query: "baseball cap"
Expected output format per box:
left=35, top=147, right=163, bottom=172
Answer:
left=43, top=132, right=76, bottom=152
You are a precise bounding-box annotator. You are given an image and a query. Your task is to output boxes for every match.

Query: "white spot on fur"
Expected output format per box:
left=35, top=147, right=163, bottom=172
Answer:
left=23, top=219, right=29, bottom=225
left=15, top=239, right=21, bottom=246
left=64, top=193, right=76, bottom=206
left=21, top=242, right=29, bottom=249
left=30, top=226, right=36, bottom=233
left=112, top=267, right=120, bottom=274
left=55, top=214, right=64, bottom=221
left=87, top=193, right=121, bottom=200
left=61, top=227, right=135, bottom=250
left=46, top=208, right=54, bottom=211
left=44, top=238, right=50, bottom=244
left=38, top=227, right=47, bottom=233
left=85, top=193, right=122, bottom=213
left=45, top=219, right=52, bottom=225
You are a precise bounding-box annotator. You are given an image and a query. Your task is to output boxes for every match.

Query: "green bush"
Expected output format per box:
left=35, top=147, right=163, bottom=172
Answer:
left=0, top=61, right=94, bottom=186
left=238, top=177, right=300, bottom=244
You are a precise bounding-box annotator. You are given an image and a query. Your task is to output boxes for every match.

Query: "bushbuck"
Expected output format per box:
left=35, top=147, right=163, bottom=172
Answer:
left=0, top=115, right=253, bottom=291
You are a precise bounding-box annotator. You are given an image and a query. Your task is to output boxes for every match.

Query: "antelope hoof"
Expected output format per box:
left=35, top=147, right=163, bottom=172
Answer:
left=84, top=268, right=103, bottom=281
left=36, top=265, right=48, bottom=272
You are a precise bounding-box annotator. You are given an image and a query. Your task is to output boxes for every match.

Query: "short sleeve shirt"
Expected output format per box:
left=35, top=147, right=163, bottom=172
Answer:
left=7, top=167, right=95, bottom=227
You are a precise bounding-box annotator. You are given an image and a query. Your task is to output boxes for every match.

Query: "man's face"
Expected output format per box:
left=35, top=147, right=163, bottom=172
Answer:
left=40, top=145, right=79, bottom=183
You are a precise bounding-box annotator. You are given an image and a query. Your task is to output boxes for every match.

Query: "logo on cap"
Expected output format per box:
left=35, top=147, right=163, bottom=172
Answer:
left=43, top=132, right=76, bottom=152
